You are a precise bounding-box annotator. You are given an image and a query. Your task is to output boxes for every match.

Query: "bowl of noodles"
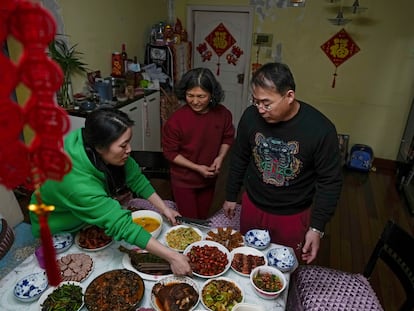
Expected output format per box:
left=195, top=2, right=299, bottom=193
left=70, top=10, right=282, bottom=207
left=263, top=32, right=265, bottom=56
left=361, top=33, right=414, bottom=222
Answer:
left=132, top=210, right=163, bottom=238
left=164, top=225, right=203, bottom=252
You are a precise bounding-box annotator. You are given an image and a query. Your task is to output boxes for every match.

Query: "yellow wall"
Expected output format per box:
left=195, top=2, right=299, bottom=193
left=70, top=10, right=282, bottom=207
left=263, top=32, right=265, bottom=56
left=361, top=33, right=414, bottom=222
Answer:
left=176, top=0, right=414, bottom=161
left=53, top=0, right=169, bottom=93
left=9, top=0, right=414, bottom=160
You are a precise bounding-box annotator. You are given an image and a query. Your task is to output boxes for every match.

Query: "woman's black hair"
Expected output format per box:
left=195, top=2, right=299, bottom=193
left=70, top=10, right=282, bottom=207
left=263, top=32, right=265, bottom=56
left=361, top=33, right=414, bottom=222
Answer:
left=251, top=62, right=296, bottom=95
left=83, top=107, right=134, bottom=151
left=174, top=67, right=224, bottom=108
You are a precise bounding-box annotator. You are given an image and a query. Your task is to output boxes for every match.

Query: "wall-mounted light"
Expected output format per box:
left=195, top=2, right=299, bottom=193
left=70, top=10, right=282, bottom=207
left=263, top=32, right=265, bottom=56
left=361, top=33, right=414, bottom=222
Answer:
left=328, top=10, right=352, bottom=25
left=288, top=0, right=306, bottom=7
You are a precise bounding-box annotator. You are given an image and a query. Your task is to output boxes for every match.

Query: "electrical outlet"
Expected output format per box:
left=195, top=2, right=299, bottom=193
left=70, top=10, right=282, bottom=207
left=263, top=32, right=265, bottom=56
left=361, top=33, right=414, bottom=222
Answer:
left=253, top=33, right=273, bottom=47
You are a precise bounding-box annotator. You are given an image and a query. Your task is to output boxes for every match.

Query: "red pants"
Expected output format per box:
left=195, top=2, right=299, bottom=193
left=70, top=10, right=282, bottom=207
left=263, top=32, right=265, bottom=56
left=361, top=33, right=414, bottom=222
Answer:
left=171, top=184, right=215, bottom=219
left=240, top=192, right=311, bottom=260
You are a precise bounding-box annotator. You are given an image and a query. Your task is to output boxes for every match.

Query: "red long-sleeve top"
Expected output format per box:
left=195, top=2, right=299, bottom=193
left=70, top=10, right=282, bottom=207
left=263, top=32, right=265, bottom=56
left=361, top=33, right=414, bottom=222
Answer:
left=162, top=104, right=235, bottom=188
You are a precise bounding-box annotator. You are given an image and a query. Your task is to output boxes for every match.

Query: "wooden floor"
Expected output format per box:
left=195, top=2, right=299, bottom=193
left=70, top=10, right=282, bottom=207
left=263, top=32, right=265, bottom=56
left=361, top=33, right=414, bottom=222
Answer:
left=151, top=163, right=414, bottom=310
left=312, top=167, right=414, bottom=311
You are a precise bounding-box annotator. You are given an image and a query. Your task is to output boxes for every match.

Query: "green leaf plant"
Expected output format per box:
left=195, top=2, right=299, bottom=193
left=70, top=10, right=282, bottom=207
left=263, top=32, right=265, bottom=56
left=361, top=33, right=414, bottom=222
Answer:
left=48, top=36, right=88, bottom=108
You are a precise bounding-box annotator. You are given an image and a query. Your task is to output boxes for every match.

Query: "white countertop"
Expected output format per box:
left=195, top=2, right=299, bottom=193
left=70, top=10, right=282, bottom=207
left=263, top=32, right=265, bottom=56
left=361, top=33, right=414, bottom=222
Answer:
left=0, top=224, right=294, bottom=310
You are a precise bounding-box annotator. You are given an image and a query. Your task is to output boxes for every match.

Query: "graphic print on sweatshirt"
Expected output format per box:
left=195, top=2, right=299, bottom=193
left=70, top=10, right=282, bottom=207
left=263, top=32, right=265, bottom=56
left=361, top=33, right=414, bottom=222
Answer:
left=253, top=133, right=302, bottom=186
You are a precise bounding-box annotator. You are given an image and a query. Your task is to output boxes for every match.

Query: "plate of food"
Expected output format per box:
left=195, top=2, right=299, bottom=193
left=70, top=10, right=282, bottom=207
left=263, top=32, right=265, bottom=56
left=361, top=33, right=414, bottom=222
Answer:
left=75, top=225, right=113, bottom=251
left=230, top=246, right=267, bottom=277
left=164, top=225, right=203, bottom=252
left=14, top=271, right=48, bottom=302
left=57, top=253, right=94, bottom=282
left=38, top=281, right=84, bottom=311
left=52, top=232, right=74, bottom=253
left=84, top=269, right=145, bottom=311
left=201, top=277, right=244, bottom=311
left=151, top=275, right=200, bottom=311
left=205, top=227, right=244, bottom=251
left=183, top=240, right=231, bottom=278
left=120, top=245, right=173, bottom=281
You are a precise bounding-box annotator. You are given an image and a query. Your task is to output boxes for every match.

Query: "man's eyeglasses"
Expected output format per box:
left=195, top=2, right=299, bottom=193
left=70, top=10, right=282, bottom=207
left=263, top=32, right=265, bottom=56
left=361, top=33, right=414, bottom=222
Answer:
left=250, top=94, right=286, bottom=111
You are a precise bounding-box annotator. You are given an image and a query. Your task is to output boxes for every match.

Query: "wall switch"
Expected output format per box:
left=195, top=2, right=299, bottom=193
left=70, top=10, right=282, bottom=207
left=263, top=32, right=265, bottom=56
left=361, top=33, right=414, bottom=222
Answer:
left=253, top=33, right=273, bottom=47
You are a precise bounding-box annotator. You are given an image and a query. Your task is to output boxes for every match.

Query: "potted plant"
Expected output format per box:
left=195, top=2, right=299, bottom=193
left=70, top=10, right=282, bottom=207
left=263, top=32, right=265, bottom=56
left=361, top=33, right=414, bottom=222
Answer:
left=48, top=37, right=88, bottom=108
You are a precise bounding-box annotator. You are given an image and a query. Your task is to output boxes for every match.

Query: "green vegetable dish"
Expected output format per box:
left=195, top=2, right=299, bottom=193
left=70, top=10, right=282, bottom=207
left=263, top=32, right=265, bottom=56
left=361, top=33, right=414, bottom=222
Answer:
left=202, top=279, right=243, bottom=311
left=41, top=283, right=83, bottom=311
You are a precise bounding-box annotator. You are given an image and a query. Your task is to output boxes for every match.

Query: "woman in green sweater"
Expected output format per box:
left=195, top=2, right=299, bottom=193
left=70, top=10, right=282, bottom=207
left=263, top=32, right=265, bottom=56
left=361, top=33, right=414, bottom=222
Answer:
left=29, top=108, right=191, bottom=276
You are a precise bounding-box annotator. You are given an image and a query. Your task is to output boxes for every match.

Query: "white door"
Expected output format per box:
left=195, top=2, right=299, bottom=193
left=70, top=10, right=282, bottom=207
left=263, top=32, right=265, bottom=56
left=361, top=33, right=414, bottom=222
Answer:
left=187, top=6, right=254, bottom=128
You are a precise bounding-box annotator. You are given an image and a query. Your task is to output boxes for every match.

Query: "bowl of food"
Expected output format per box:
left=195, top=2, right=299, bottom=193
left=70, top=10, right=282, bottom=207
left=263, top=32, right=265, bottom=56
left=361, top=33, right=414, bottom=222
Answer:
left=38, top=281, right=84, bottom=311
left=14, top=271, right=48, bottom=302
left=151, top=275, right=200, bottom=311
left=205, top=227, right=244, bottom=251
left=230, top=246, right=267, bottom=277
left=75, top=225, right=113, bottom=251
left=183, top=240, right=231, bottom=278
left=266, top=247, right=297, bottom=272
left=164, top=225, right=203, bottom=252
left=85, top=269, right=145, bottom=311
left=201, top=277, right=244, bottom=311
left=132, top=210, right=163, bottom=238
left=231, top=303, right=265, bottom=311
left=244, top=229, right=271, bottom=250
left=249, top=265, right=287, bottom=299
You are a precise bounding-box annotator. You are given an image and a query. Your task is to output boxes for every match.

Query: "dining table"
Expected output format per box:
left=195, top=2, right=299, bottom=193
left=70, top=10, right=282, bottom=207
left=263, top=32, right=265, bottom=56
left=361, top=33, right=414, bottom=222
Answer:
left=0, top=220, right=296, bottom=311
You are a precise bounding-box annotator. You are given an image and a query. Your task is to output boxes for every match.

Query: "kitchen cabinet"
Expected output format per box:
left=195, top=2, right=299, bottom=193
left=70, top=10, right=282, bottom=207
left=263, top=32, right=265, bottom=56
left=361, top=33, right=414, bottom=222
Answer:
left=121, top=91, right=161, bottom=151
left=67, top=91, right=161, bottom=151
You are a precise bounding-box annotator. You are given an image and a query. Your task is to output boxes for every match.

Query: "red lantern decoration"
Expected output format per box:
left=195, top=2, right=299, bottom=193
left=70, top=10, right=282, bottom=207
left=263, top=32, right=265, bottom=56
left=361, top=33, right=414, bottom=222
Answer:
left=0, top=0, right=73, bottom=286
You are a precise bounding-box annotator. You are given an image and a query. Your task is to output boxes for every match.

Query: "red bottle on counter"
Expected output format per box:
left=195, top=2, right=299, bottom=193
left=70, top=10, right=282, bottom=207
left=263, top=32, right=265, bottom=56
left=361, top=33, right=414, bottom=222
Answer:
left=111, top=52, right=122, bottom=77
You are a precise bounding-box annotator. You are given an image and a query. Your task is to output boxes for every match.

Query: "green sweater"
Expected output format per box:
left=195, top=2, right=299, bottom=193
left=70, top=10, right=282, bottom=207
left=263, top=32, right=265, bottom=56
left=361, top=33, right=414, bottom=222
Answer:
left=29, top=129, right=153, bottom=249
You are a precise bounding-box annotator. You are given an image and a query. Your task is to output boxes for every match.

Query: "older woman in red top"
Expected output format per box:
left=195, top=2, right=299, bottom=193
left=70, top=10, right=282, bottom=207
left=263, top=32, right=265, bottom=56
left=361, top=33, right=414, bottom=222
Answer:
left=162, top=68, right=235, bottom=219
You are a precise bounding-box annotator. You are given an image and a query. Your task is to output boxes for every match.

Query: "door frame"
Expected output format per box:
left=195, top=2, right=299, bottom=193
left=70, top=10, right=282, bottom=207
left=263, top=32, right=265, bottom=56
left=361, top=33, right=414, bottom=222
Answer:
left=187, top=5, right=254, bottom=125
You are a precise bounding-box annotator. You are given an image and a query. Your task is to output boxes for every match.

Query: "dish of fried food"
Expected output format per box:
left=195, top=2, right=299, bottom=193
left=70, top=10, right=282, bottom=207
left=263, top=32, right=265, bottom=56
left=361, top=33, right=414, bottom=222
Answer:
left=230, top=246, right=267, bottom=277
left=75, top=225, right=113, bottom=251
left=205, top=227, right=244, bottom=251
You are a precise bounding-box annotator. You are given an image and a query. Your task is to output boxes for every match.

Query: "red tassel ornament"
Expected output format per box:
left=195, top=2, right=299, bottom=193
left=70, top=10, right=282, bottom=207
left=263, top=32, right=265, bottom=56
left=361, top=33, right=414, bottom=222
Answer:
left=29, top=198, right=61, bottom=286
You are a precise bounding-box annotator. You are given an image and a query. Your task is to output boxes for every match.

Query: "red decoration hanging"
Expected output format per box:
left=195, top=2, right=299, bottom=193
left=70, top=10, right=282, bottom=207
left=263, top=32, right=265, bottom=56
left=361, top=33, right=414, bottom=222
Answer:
left=204, top=22, right=236, bottom=75
left=0, top=0, right=73, bottom=286
left=320, top=28, right=360, bottom=88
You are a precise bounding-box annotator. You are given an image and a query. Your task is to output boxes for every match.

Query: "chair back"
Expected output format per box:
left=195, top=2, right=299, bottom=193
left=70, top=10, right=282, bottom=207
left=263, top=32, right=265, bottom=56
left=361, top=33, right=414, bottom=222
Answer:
left=130, top=151, right=170, bottom=179
left=363, top=220, right=414, bottom=311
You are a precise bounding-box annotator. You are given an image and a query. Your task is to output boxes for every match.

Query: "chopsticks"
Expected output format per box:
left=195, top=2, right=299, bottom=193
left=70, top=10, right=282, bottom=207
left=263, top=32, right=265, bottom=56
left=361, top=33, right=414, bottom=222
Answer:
left=136, top=262, right=171, bottom=271
left=175, top=216, right=211, bottom=229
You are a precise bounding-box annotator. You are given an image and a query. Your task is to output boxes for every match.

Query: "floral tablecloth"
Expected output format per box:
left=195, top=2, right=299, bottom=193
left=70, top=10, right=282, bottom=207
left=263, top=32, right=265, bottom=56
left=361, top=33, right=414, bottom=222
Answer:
left=0, top=223, right=294, bottom=310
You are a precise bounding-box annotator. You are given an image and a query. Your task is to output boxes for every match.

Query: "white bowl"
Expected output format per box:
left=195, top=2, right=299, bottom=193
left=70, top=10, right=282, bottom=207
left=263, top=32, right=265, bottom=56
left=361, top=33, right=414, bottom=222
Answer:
left=131, top=210, right=163, bottom=238
left=164, top=225, right=203, bottom=252
left=244, top=229, right=271, bottom=250
left=232, top=303, right=265, bottom=311
left=250, top=265, right=287, bottom=299
left=52, top=232, right=74, bottom=253
left=266, top=247, right=297, bottom=272
left=183, top=240, right=231, bottom=278
left=201, top=277, right=244, bottom=311
left=151, top=275, right=200, bottom=311
left=14, top=271, right=48, bottom=302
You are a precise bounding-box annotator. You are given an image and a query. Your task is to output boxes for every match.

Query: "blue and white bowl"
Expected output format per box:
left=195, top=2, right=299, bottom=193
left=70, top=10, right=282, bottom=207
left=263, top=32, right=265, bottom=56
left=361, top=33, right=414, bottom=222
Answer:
left=266, top=247, right=297, bottom=272
left=244, top=229, right=271, bottom=250
left=14, top=271, right=48, bottom=302
left=53, top=232, right=73, bottom=253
